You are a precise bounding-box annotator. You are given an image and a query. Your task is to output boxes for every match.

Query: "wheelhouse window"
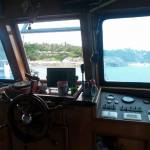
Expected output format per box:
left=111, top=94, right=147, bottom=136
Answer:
left=0, top=40, right=14, bottom=80
left=102, top=16, right=150, bottom=83
left=18, top=19, right=83, bottom=80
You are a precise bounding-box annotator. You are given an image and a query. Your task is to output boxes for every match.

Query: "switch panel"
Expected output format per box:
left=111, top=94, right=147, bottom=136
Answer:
left=97, top=91, right=150, bottom=122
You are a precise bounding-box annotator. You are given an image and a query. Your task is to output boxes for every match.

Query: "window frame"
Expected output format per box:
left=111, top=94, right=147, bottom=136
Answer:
left=97, top=9, right=150, bottom=88
left=0, top=23, right=27, bottom=83
left=17, top=17, right=86, bottom=81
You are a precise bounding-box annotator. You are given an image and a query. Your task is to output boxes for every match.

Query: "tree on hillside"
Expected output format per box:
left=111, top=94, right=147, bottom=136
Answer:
left=23, top=42, right=83, bottom=61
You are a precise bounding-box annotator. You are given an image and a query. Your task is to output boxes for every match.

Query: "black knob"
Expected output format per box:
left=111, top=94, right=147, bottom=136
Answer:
left=112, top=104, right=116, bottom=110
left=134, top=106, right=136, bottom=111
left=129, top=106, right=132, bottom=111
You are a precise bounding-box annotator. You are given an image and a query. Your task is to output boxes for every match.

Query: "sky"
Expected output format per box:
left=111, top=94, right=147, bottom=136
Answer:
left=20, top=31, right=82, bottom=46
left=18, top=20, right=82, bottom=46
left=18, top=16, right=150, bottom=50
left=103, top=16, right=150, bottom=51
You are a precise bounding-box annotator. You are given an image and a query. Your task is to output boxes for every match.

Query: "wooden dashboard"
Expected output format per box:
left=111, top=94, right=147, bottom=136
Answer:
left=0, top=85, right=150, bottom=150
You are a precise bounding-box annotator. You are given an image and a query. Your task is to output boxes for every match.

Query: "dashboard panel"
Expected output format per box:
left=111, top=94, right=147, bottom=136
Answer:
left=97, top=91, right=150, bottom=122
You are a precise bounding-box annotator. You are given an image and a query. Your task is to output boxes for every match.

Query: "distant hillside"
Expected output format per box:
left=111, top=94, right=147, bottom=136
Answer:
left=24, top=43, right=83, bottom=61
left=104, top=49, right=150, bottom=67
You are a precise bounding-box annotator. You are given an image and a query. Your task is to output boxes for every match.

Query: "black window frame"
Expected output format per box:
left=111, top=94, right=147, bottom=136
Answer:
left=97, top=8, right=150, bottom=88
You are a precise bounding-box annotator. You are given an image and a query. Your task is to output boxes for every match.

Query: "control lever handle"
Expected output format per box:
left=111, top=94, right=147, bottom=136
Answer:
left=25, top=73, right=40, bottom=93
left=25, top=73, right=39, bottom=81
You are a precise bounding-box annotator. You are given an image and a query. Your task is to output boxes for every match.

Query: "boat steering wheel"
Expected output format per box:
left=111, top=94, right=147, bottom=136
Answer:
left=7, top=93, right=49, bottom=143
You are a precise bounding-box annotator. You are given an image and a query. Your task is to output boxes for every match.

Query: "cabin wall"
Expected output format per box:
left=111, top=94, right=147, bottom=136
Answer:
left=3, top=0, right=150, bottom=20
left=4, top=0, right=85, bottom=20
left=3, top=1, right=150, bottom=19
left=103, top=0, right=150, bottom=10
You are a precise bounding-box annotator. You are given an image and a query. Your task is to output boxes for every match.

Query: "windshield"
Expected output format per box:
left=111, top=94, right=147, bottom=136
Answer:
left=103, top=16, right=150, bottom=83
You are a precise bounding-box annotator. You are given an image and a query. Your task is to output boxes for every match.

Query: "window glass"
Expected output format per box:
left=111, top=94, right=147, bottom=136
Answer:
left=103, top=16, right=150, bottom=83
left=0, top=40, right=14, bottom=79
left=18, top=19, right=83, bottom=80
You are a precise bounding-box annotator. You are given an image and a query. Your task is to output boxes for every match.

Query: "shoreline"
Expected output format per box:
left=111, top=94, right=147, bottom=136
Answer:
left=29, top=60, right=83, bottom=67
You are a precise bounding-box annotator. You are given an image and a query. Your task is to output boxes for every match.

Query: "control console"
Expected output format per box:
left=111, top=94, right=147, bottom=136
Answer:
left=97, top=91, right=150, bottom=122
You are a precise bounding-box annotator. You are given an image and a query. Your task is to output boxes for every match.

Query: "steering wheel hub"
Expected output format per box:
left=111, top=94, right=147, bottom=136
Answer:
left=21, top=114, right=32, bottom=124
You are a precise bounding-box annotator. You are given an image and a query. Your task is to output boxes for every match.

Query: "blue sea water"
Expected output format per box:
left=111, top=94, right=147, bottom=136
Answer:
left=104, top=66, right=150, bottom=83
left=30, top=64, right=150, bottom=83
